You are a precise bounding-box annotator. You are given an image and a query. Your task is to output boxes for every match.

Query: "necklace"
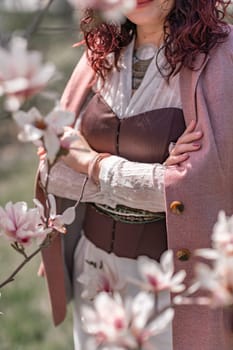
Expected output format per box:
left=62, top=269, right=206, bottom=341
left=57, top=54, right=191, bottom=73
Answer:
left=134, top=43, right=158, bottom=61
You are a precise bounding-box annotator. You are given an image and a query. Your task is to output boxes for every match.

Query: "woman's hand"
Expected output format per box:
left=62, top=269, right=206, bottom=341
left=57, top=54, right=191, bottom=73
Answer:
left=164, top=120, right=203, bottom=166
left=37, top=261, right=45, bottom=277
left=60, top=128, right=98, bottom=175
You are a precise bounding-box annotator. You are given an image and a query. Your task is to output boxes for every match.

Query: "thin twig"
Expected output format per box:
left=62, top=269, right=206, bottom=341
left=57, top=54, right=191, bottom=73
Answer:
left=10, top=242, right=28, bottom=259
left=23, top=0, right=56, bottom=41
left=0, top=246, right=42, bottom=289
left=0, top=232, right=57, bottom=290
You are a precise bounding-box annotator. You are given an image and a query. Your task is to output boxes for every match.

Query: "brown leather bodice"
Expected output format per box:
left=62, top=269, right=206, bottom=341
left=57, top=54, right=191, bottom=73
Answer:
left=80, top=93, right=186, bottom=260
left=81, top=94, right=185, bottom=163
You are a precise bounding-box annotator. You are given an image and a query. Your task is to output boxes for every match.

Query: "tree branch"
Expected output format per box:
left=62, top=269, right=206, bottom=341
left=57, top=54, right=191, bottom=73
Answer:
left=0, top=232, right=57, bottom=290
left=0, top=246, right=42, bottom=289
left=23, top=0, right=56, bottom=41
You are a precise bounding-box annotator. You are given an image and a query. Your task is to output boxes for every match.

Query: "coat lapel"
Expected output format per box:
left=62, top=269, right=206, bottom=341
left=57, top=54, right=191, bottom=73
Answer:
left=180, top=53, right=210, bottom=124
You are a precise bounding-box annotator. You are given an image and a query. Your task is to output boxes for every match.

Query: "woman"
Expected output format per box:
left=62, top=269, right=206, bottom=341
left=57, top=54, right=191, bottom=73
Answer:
left=37, top=0, right=233, bottom=349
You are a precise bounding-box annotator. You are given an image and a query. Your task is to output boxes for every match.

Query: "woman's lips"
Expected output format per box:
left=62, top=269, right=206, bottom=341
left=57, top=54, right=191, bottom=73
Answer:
left=137, top=0, right=153, bottom=8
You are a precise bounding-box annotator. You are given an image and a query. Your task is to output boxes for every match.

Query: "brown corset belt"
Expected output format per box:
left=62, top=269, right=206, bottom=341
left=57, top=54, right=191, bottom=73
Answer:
left=83, top=204, right=167, bottom=261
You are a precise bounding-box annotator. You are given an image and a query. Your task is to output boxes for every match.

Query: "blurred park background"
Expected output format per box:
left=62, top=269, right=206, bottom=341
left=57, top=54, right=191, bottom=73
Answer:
left=0, top=1, right=233, bottom=350
left=0, top=1, right=83, bottom=349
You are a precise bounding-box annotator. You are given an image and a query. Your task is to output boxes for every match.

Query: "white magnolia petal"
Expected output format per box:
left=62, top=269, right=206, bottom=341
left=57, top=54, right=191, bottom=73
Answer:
left=194, top=263, right=217, bottom=290
left=160, top=250, right=174, bottom=277
left=28, top=107, right=43, bottom=122
left=33, top=198, right=45, bottom=219
left=3, top=77, right=29, bottom=94
left=170, top=284, right=186, bottom=293
left=171, top=270, right=186, bottom=286
left=81, top=305, right=100, bottom=333
left=173, top=295, right=193, bottom=305
left=13, top=107, right=42, bottom=127
left=48, top=194, right=57, bottom=219
left=186, top=281, right=201, bottom=295
left=147, top=308, right=174, bottom=336
left=61, top=206, right=76, bottom=225
left=46, top=109, right=75, bottom=134
left=13, top=110, right=31, bottom=127
left=131, top=292, right=154, bottom=330
left=4, top=95, right=22, bottom=112
left=195, top=248, right=220, bottom=260
left=94, top=292, right=125, bottom=324
left=44, top=129, right=60, bottom=163
left=30, top=63, right=56, bottom=87
left=138, top=256, right=162, bottom=278
left=18, top=124, right=44, bottom=142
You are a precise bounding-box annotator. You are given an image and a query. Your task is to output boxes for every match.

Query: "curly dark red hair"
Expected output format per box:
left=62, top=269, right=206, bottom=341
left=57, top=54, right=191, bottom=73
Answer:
left=80, top=0, right=231, bottom=80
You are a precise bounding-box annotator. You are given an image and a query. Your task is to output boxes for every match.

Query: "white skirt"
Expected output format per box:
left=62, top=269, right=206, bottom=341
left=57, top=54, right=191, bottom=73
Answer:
left=72, top=234, right=173, bottom=350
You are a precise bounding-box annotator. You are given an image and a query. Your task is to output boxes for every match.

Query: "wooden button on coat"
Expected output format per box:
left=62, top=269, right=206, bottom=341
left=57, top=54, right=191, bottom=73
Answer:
left=170, top=201, right=184, bottom=214
left=176, top=248, right=191, bottom=261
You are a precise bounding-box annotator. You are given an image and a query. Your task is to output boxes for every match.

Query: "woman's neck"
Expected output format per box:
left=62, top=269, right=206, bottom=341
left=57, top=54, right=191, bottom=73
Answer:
left=136, top=24, right=164, bottom=48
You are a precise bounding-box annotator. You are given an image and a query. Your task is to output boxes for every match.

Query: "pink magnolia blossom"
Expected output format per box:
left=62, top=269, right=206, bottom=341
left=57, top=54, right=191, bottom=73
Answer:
left=68, top=0, right=136, bottom=21
left=82, top=291, right=174, bottom=349
left=190, top=211, right=233, bottom=307
left=0, top=201, right=47, bottom=245
left=196, top=212, right=233, bottom=260
left=34, top=194, right=76, bottom=234
left=135, top=250, right=186, bottom=294
left=191, top=257, right=233, bottom=308
left=78, top=255, right=127, bottom=300
left=129, top=292, right=174, bottom=348
left=82, top=292, right=135, bottom=349
left=212, top=211, right=233, bottom=255
left=0, top=36, right=55, bottom=112
left=13, top=105, right=75, bottom=163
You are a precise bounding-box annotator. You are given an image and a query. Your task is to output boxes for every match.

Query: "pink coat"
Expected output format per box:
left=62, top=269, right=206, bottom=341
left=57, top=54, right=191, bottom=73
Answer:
left=36, top=26, right=233, bottom=349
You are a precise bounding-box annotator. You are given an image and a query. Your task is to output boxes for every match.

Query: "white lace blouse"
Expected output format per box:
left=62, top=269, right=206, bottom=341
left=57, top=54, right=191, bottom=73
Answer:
left=42, top=40, right=182, bottom=213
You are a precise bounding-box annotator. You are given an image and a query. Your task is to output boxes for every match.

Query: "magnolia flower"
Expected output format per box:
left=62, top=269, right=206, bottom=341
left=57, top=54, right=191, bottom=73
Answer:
left=129, top=292, right=174, bottom=348
left=78, top=255, right=127, bottom=300
left=34, top=194, right=76, bottom=234
left=82, top=292, right=135, bottom=349
left=196, top=212, right=233, bottom=260
left=0, top=201, right=47, bottom=245
left=82, top=291, right=174, bottom=349
left=212, top=211, right=233, bottom=255
left=13, top=105, right=75, bottom=163
left=178, top=211, right=233, bottom=308
left=0, top=36, right=55, bottom=111
left=135, top=250, right=186, bottom=294
left=68, top=0, right=136, bottom=21
left=193, top=258, right=233, bottom=308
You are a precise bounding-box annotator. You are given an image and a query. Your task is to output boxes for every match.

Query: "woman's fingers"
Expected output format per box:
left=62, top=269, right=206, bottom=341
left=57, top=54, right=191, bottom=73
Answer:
left=170, top=141, right=201, bottom=156
left=165, top=121, right=203, bottom=166
left=37, top=261, right=45, bottom=277
left=182, top=119, right=196, bottom=135
left=165, top=153, right=190, bottom=166
left=176, top=130, right=203, bottom=146
left=37, top=147, right=46, bottom=160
